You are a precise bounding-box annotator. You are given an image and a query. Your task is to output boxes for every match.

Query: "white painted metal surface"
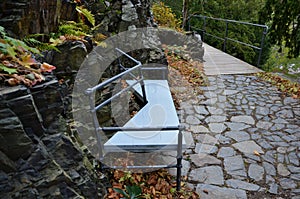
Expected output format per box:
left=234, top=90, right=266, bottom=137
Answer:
left=104, top=80, right=186, bottom=152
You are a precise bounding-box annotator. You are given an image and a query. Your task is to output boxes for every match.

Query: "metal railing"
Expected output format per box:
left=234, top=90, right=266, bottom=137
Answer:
left=85, top=48, right=147, bottom=159
left=84, top=49, right=184, bottom=190
left=187, top=15, right=268, bottom=67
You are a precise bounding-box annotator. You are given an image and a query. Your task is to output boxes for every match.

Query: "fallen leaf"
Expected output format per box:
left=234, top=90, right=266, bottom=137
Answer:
left=253, top=150, right=260, bottom=156
left=40, top=62, right=56, bottom=72
left=6, top=78, right=19, bottom=86
left=203, top=189, right=209, bottom=194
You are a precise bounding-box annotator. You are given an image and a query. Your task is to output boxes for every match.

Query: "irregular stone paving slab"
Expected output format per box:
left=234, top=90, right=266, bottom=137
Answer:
left=194, top=105, right=209, bottom=115
left=186, top=115, right=201, bottom=125
left=217, top=147, right=236, bottom=158
left=196, top=184, right=247, bottom=199
left=190, top=125, right=209, bottom=133
left=263, top=162, right=276, bottom=176
left=208, top=123, right=226, bottom=133
left=279, top=178, right=297, bottom=189
left=195, top=143, right=218, bottom=154
left=231, top=115, right=255, bottom=125
left=226, top=179, right=260, bottom=191
left=189, top=166, right=224, bottom=185
left=205, top=115, right=227, bottom=123
left=226, top=122, right=251, bottom=131
left=256, top=121, right=273, bottom=130
left=190, top=153, right=221, bottom=167
left=225, top=131, right=250, bottom=142
left=224, top=155, right=247, bottom=178
left=195, top=134, right=219, bottom=145
left=248, top=163, right=264, bottom=181
left=183, top=131, right=195, bottom=148
left=232, top=140, right=264, bottom=155
left=268, top=183, right=279, bottom=194
left=277, top=163, right=291, bottom=176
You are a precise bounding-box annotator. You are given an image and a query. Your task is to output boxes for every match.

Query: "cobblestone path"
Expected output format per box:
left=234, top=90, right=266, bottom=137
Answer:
left=171, top=75, right=300, bottom=198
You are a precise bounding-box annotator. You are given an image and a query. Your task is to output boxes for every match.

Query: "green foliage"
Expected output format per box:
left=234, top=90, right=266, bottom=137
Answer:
left=152, top=2, right=181, bottom=29
left=76, top=5, right=95, bottom=26
left=263, top=45, right=300, bottom=75
left=162, top=0, right=270, bottom=67
left=113, top=185, right=142, bottom=199
left=259, top=0, right=300, bottom=58
left=23, top=34, right=60, bottom=52
left=0, top=26, right=41, bottom=61
left=0, top=63, right=17, bottom=74
left=57, top=21, right=89, bottom=37
left=0, top=26, right=40, bottom=58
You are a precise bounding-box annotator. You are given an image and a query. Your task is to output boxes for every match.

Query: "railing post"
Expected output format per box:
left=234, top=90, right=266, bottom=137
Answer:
left=257, top=26, right=268, bottom=68
left=176, top=125, right=183, bottom=191
left=202, top=16, right=207, bottom=42
left=223, top=20, right=229, bottom=52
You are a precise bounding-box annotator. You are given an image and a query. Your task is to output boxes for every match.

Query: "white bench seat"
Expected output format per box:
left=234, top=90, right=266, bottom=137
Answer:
left=104, top=80, right=186, bottom=153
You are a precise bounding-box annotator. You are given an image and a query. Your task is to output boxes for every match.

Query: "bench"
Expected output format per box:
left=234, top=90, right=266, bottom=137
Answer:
left=86, top=49, right=186, bottom=191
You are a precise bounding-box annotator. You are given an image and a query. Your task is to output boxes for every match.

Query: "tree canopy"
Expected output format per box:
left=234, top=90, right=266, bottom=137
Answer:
left=259, top=0, right=300, bottom=58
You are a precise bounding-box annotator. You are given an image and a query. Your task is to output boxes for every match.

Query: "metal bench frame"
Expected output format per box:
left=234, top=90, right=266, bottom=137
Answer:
left=85, top=48, right=184, bottom=191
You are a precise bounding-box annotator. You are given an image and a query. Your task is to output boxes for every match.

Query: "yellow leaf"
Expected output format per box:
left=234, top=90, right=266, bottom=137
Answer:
left=253, top=150, right=260, bottom=156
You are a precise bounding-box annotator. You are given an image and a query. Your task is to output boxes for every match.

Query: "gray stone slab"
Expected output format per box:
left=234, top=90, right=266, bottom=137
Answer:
left=205, top=115, right=227, bottom=123
left=224, top=155, right=247, bottom=177
left=263, top=162, right=276, bottom=176
left=195, top=143, right=218, bottom=154
left=279, top=178, right=297, bottom=189
left=277, top=163, right=291, bottom=176
left=256, top=121, right=273, bottom=130
left=248, top=163, right=264, bottom=181
left=232, top=140, right=264, bottom=155
left=190, top=153, right=221, bottom=167
left=189, top=166, right=224, bottom=185
left=226, top=179, right=260, bottom=191
left=196, top=184, right=247, bottom=199
left=196, top=134, right=219, bottom=145
left=226, top=122, right=250, bottom=131
left=231, top=115, right=255, bottom=125
left=190, top=125, right=209, bottom=133
left=217, top=147, right=236, bottom=158
left=208, top=123, right=226, bottom=133
left=183, top=131, right=195, bottom=148
left=194, top=105, right=209, bottom=115
left=186, top=115, right=201, bottom=125
left=225, top=131, right=250, bottom=142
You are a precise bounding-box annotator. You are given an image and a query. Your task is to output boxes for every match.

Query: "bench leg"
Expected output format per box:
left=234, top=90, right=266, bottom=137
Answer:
left=176, top=156, right=182, bottom=191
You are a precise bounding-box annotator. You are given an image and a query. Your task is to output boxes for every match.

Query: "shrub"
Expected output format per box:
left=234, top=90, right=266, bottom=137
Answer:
left=152, top=2, right=181, bottom=29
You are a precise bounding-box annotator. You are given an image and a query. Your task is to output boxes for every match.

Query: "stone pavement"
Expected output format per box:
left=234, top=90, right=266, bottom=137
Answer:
left=169, top=74, right=300, bottom=198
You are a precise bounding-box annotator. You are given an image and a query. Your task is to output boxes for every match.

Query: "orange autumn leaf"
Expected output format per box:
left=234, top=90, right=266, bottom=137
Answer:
left=40, top=62, right=56, bottom=72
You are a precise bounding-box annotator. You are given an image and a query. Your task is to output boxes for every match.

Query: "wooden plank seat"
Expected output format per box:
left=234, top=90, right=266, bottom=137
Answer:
left=104, top=80, right=186, bottom=153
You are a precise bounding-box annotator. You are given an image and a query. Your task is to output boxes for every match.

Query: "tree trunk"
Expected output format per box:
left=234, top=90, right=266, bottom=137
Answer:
left=182, top=0, right=189, bottom=29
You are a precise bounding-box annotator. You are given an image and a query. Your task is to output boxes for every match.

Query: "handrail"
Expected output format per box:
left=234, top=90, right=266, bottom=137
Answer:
left=187, top=15, right=268, bottom=67
left=85, top=48, right=147, bottom=159
left=86, top=50, right=141, bottom=94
